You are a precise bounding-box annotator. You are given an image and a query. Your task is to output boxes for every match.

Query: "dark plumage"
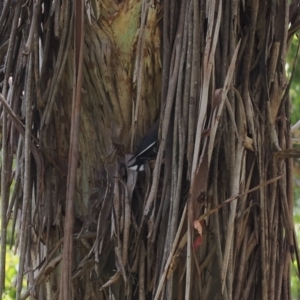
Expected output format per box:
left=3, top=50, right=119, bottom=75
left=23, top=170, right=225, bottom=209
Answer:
left=127, top=120, right=159, bottom=171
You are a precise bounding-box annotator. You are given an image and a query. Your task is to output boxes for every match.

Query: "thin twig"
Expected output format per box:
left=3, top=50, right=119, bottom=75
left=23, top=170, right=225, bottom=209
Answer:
left=16, top=52, right=33, bottom=300
left=0, top=2, right=22, bottom=296
left=60, top=1, right=82, bottom=299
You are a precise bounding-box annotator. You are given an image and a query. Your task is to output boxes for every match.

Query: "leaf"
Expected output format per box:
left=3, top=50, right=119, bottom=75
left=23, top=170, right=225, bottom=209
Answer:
left=193, top=220, right=203, bottom=249
left=99, top=272, right=121, bottom=290
left=193, top=236, right=203, bottom=250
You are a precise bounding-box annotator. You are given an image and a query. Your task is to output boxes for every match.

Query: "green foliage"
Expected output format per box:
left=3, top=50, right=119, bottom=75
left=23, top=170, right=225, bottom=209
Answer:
left=1, top=219, right=25, bottom=300
left=287, top=35, right=300, bottom=300
left=2, top=247, right=18, bottom=300
left=287, top=36, right=300, bottom=125
left=292, top=174, right=300, bottom=300
left=291, top=201, right=300, bottom=300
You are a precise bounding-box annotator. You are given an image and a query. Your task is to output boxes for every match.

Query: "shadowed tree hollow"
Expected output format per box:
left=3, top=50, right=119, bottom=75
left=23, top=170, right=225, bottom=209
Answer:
left=0, top=0, right=300, bottom=299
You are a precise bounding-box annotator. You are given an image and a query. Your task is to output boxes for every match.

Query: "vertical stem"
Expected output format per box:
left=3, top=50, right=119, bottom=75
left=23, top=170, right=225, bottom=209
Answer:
left=0, top=94, right=8, bottom=297
left=16, top=52, right=33, bottom=299
left=60, top=0, right=83, bottom=298
left=0, top=1, right=22, bottom=296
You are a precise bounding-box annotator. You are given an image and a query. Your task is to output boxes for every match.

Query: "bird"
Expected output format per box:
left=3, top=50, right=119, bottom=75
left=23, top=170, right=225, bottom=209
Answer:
left=127, top=120, right=159, bottom=171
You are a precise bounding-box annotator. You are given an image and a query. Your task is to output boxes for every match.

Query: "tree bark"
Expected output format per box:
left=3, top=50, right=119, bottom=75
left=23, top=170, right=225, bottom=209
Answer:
left=0, top=0, right=299, bottom=299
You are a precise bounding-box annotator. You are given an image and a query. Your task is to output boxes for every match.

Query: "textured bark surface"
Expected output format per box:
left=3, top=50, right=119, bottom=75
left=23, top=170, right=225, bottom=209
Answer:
left=0, top=0, right=300, bottom=299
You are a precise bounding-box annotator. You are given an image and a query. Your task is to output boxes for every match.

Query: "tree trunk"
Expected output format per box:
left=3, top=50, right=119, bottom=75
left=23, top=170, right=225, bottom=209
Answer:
left=0, top=0, right=299, bottom=299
